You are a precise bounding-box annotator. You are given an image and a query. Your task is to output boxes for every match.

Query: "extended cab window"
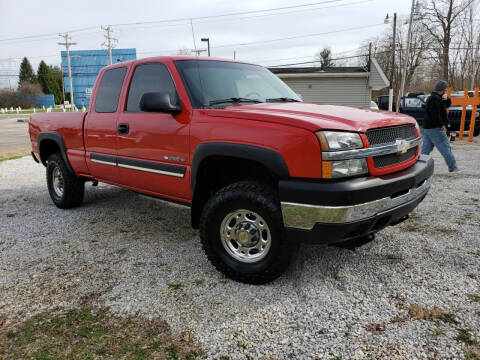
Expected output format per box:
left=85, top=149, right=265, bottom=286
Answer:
left=95, top=67, right=127, bottom=113
left=126, top=63, right=177, bottom=112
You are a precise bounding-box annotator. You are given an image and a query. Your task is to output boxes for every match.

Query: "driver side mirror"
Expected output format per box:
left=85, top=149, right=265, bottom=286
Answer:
left=140, top=92, right=182, bottom=114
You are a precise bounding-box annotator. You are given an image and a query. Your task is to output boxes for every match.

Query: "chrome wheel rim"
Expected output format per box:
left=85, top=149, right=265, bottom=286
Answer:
left=52, top=166, right=64, bottom=197
left=220, top=209, right=271, bottom=263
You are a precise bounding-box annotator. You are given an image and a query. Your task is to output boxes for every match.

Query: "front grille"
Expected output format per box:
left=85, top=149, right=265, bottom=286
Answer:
left=366, top=124, right=417, bottom=169
left=448, top=109, right=473, bottom=120
left=373, top=147, right=417, bottom=168
left=366, top=124, right=415, bottom=146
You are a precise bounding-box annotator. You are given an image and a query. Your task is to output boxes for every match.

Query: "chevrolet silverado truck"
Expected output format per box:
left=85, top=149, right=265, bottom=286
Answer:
left=29, top=57, right=434, bottom=284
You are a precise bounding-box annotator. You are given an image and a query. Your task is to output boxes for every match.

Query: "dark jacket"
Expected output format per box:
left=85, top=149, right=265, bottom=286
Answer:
left=423, top=92, right=451, bottom=129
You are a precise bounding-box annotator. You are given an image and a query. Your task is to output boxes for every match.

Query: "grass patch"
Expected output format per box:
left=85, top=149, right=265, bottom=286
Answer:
left=441, top=313, right=459, bottom=325
left=168, top=283, right=183, bottom=290
left=432, top=328, right=445, bottom=339
left=0, top=307, right=202, bottom=359
left=0, top=153, right=29, bottom=162
left=473, top=251, right=480, bottom=257
left=467, top=294, right=480, bottom=303
left=455, top=329, right=478, bottom=346
left=465, top=350, right=480, bottom=360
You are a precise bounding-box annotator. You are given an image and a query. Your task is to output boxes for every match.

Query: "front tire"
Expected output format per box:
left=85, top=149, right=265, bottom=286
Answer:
left=46, top=153, right=85, bottom=209
left=199, top=181, right=296, bottom=284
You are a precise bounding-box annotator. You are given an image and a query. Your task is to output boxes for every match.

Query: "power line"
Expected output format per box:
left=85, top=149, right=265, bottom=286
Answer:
left=111, top=0, right=352, bottom=28
left=0, top=0, right=363, bottom=43
left=269, top=53, right=370, bottom=67
left=212, top=23, right=385, bottom=49
left=0, top=26, right=99, bottom=43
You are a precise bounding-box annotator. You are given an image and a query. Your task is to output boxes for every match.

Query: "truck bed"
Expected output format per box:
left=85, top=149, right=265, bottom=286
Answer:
left=29, top=112, right=88, bottom=175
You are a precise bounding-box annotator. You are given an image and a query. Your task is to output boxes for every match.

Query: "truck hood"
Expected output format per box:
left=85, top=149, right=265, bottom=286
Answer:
left=207, top=102, right=417, bottom=133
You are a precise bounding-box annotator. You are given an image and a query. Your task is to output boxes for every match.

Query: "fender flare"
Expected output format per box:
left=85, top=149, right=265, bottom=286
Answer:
left=37, top=131, right=74, bottom=173
left=191, top=142, right=290, bottom=192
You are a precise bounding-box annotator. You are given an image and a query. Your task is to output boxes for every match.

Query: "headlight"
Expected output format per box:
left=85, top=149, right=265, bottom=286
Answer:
left=316, top=131, right=367, bottom=178
left=316, top=131, right=363, bottom=151
left=322, top=159, right=368, bottom=178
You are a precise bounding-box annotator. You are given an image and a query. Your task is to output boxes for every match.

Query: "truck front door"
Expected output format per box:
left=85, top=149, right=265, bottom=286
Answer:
left=116, top=62, right=191, bottom=202
left=85, top=66, right=127, bottom=182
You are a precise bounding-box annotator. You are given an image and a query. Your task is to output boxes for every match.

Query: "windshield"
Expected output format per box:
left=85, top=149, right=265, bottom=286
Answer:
left=174, top=60, right=301, bottom=108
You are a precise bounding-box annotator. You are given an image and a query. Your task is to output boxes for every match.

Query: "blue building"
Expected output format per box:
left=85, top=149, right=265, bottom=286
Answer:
left=61, top=49, right=136, bottom=108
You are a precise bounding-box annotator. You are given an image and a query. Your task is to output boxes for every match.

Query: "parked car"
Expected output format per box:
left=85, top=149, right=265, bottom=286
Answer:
left=399, top=97, right=426, bottom=126
left=370, top=101, right=379, bottom=110
left=381, top=94, right=479, bottom=136
left=377, top=95, right=395, bottom=111
left=29, top=57, right=433, bottom=284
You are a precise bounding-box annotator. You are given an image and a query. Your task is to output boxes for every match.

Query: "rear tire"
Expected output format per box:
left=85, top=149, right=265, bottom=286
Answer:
left=46, top=153, right=85, bottom=209
left=199, top=181, right=296, bottom=284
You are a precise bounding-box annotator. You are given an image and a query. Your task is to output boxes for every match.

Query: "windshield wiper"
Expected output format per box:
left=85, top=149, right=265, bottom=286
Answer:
left=209, top=97, right=263, bottom=106
left=266, top=97, right=301, bottom=103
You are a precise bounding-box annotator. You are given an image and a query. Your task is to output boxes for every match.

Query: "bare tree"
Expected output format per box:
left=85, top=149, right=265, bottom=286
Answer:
left=357, top=17, right=431, bottom=95
left=420, top=0, right=475, bottom=82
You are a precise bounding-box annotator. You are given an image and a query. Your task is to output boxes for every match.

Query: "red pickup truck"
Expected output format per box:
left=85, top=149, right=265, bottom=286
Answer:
left=29, top=56, right=433, bottom=284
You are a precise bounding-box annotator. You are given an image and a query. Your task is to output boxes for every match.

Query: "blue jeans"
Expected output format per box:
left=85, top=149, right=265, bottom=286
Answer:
left=421, top=127, right=457, bottom=171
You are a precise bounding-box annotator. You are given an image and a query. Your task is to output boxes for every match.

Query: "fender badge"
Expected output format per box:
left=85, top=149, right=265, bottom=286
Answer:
left=164, top=156, right=186, bottom=162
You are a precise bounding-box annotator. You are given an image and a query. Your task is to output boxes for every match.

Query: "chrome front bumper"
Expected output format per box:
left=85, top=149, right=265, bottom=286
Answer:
left=281, top=177, right=431, bottom=230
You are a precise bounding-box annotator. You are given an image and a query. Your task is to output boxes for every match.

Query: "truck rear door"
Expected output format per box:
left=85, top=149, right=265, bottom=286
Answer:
left=84, top=66, right=128, bottom=182
left=115, top=61, right=191, bottom=201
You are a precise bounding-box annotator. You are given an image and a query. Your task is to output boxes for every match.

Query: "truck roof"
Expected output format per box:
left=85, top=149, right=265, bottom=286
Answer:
left=103, top=55, right=253, bottom=70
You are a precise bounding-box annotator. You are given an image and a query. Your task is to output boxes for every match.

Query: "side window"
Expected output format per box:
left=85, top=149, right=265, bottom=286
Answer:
left=95, top=67, right=127, bottom=113
left=126, top=63, right=177, bottom=112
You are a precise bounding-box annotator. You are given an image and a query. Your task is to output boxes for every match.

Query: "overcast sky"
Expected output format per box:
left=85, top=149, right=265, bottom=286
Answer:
left=0, top=0, right=413, bottom=86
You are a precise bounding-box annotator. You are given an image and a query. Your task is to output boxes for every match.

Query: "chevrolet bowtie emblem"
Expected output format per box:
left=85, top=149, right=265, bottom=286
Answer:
left=396, top=139, right=409, bottom=154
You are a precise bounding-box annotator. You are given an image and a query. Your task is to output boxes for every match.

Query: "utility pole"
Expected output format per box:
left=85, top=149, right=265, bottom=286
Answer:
left=101, top=26, right=117, bottom=65
left=58, top=33, right=76, bottom=110
left=388, top=13, right=397, bottom=112
left=397, top=0, right=416, bottom=113
left=234, top=50, right=236, bottom=60
left=60, top=68, right=65, bottom=105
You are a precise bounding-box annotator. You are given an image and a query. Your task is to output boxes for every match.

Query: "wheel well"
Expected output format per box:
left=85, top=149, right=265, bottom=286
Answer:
left=191, top=156, right=278, bottom=229
left=39, top=139, right=61, bottom=166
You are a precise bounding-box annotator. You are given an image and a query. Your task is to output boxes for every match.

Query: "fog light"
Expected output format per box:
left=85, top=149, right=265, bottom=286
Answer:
left=322, top=159, right=368, bottom=178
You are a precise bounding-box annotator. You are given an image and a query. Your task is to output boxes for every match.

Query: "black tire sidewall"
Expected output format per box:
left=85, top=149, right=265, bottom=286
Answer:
left=200, top=182, right=294, bottom=283
left=46, top=155, right=65, bottom=205
left=46, top=153, right=84, bottom=209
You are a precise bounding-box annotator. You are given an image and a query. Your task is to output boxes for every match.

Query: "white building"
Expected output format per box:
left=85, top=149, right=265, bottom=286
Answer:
left=270, top=58, right=389, bottom=108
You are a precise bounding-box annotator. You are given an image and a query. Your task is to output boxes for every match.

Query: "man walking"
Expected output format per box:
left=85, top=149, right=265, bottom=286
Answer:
left=422, top=80, right=458, bottom=172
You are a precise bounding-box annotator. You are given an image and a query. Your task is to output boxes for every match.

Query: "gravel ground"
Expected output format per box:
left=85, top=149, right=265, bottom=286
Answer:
left=1, top=141, right=479, bottom=359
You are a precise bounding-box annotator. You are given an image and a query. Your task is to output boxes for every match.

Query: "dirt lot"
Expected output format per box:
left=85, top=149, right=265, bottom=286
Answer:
left=0, top=140, right=479, bottom=359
